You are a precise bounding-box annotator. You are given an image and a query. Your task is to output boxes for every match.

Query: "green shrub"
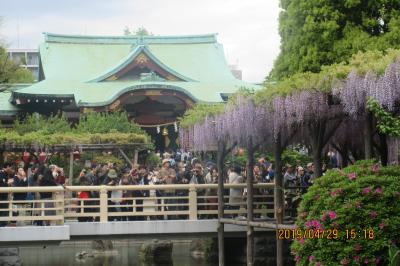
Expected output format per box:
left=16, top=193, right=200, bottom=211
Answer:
left=282, top=149, right=312, bottom=167
left=292, top=160, right=400, bottom=265
left=146, top=152, right=161, bottom=168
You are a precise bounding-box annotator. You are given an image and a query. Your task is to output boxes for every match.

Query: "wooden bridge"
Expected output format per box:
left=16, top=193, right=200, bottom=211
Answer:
left=0, top=183, right=297, bottom=266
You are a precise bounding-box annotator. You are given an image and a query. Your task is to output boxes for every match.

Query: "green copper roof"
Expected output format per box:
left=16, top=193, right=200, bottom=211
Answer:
left=44, top=32, right=218, bottom=44
left=90, top=45, right=195, bottom=82
left=0, top=89, right=20, bottom=116
left=13, top=79, right=256, bottom=106
left=13, top=33, right=260, bottom=104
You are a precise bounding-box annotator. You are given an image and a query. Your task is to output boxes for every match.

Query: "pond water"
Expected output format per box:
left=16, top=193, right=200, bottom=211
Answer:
left=19, top=240, right=212, bottom=266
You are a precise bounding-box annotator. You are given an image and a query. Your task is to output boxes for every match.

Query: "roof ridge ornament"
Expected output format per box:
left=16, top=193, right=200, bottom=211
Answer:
left=140, top=71, right=166, bottom=82
left=137, top=35, right=145, bottom=46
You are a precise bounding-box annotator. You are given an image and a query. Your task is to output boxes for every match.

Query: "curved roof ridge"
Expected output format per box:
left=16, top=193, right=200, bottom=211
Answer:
left=44, top=32, right=218, bottom=45
left=89, top=45, right=196, bottom=82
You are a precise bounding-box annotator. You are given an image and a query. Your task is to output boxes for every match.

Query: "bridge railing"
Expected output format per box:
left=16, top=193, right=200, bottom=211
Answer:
left=0, top=183, right=275, bottom=225
left=0, top=186, right=64, bottom=226
left=65, top=183, right=275, bottom=222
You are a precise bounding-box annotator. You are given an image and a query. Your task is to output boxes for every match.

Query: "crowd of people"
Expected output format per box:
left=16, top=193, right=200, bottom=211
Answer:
left=0, top=149, right=321, bottom=226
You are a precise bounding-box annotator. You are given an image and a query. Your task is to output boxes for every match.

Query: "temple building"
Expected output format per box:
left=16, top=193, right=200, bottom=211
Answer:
left=0, top=33, right=258, bottom=151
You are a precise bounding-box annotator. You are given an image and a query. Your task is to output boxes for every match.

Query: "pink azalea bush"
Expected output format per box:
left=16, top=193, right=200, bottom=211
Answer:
left=292, top=161, right=400, bottom=265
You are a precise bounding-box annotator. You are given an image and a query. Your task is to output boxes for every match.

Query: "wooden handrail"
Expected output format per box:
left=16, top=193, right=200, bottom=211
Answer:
left=0, top=186, right=64, bottom=193
left=64, top=183, right=275, bottom=191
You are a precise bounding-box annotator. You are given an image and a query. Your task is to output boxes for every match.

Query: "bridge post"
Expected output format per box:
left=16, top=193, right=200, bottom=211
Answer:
left=54, top=190, right=64, bottom=225
left=188, top=184, right=197, bottom=220
left=99, top=186, right=108, bottom=222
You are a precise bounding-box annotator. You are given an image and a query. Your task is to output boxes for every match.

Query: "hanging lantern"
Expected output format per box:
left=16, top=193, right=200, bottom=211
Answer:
left=157, top=126, right=160, bottom=134
left=174, top=122, right=178, bottom=132
left=162, top=127, right=169, bottom=136
left=23, top=151, right=31, bottom=163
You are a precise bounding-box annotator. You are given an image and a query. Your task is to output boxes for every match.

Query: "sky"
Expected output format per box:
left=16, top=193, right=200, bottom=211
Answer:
left=0, top=0, right=281, bottom=83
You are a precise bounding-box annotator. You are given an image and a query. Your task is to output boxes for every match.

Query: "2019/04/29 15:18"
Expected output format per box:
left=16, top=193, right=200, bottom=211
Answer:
left=277, top=229, right=375, bottom=240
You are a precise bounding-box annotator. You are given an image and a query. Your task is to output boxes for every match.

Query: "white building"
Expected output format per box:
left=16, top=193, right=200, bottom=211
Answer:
left=7, top=49, right=39, bottom=81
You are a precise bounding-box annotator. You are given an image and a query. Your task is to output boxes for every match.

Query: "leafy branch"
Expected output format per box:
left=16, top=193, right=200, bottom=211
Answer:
left=367, top=98, right=400, bottom=137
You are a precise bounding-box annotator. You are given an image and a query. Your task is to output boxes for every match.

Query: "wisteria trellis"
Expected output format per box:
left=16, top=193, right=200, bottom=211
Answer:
left=180, top=57, right=400, bottom=166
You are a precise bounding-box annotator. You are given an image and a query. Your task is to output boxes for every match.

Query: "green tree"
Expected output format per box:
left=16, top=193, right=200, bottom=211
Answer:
left=14, top=113, right=71, bottom=135
left=269, top=0, right=400, bottom=81
left=0, top=18, right=34, bottom=83
left=0, top=47, right=34, bottom=83
left=123, top=26, right=152, bottom=36
left=76, top=111, right=145, bottom=135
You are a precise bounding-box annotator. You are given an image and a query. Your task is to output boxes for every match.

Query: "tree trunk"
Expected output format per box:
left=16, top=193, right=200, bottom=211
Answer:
left=312, top=147, right=323, bottom=178
left=331, top=142, right=349, bottom=168
left=309, top=121, right=325, bottom=178
left=387, top=137, right=399, bottom=165
left=378, top=133, right=388, bottom=166
left=364, top=112, right=373, bottom=160
left=217, top=141, right=225, bottom=266
left=246, top=138, right=254, bottom=266
left=340, top=144, right=349, bottom=168
left=273, top=133, right=284, bottom=266
left=0, top=149, right=4, bottom=165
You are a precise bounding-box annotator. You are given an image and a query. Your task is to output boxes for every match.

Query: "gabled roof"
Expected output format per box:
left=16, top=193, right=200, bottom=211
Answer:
left=90, top=45, right=195, bottom=82
left=11, top=33, right=259, bottom=104
left=0, top=85, right=28, bottom=116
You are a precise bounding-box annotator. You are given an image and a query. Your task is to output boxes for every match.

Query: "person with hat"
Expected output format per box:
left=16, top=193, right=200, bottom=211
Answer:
left=297, top=166, right=311, bottom=193
left=106, top=169, right=122, bottom=221
left=158, top=159, right=177, bottom=219
left=76, top=169, right=93, bottom=222
left=283, top=164, right=297, bottom=190
left=284, top=164, right=298, bottom=217
left=306, top=162, right=315, bottom=183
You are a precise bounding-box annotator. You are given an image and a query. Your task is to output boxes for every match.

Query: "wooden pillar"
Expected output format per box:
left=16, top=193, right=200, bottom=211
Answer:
left=274, top=133, right=284, bottom=266
left=99, top=186, right=108, bottom=222
left=133, top=150, right=139, bottom=166
left=246, top=138, right=255, bottom=266
left=217, top=141, right=225, bottom=266
left=54, top=190, right=64, bottom=225
left=118, top=148, right=134, bottom=168
left=68, top=151, right=74, bottom=186
left=188, top=184, right=198, bottom=220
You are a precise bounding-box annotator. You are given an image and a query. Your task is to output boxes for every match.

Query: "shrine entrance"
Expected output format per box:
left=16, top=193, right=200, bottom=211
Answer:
left=114, top=88, right=195, bottom=153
